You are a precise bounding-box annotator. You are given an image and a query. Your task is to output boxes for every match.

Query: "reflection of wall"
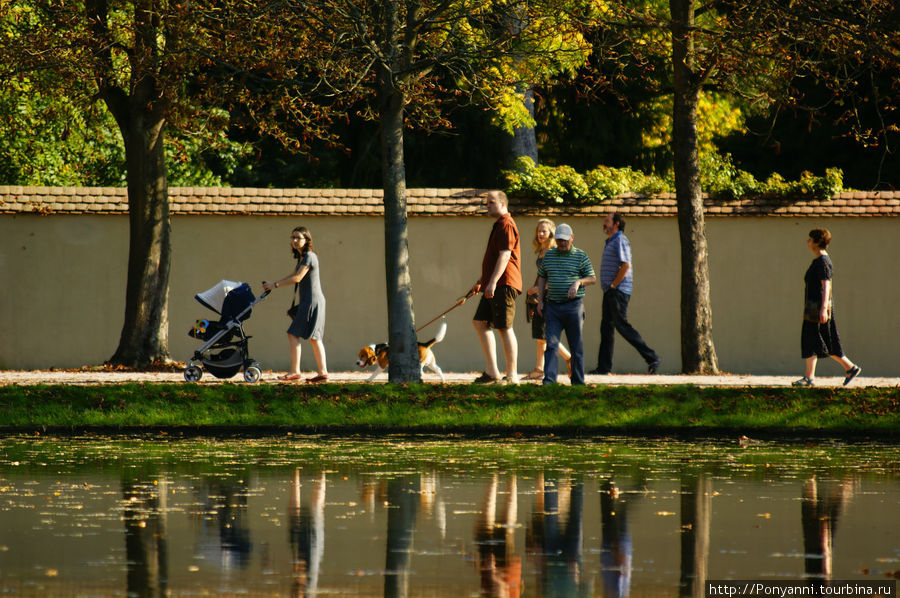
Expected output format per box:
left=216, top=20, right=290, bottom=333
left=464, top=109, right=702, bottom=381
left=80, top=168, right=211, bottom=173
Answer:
left=2, top=213, right=898, bottom=375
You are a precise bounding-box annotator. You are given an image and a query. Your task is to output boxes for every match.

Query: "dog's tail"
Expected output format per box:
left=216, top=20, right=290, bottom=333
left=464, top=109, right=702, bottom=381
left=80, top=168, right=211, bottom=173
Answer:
left=422, top=318, right=448, bottom=348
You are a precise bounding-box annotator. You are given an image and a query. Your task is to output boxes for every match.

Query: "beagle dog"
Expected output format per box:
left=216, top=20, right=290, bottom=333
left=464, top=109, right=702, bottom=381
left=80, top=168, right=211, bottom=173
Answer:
left=356, top=320, right=447, bottom=382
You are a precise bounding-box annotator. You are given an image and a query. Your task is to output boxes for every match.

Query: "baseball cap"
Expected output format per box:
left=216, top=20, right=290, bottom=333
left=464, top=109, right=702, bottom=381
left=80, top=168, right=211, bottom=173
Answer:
left=554, top=223, right=573, bottom=241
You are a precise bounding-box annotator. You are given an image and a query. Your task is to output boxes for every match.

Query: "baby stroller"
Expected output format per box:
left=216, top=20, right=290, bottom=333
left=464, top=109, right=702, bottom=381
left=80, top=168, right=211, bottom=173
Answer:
left=184, top=280, right=270, bottom=383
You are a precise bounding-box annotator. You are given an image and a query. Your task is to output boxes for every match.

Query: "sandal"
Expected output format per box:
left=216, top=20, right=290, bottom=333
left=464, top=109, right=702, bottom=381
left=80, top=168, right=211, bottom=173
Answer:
left=525, top=368, right=544, bottom=380
left=843, top=366, right=861, bottom=386
left=306, top=374, right=329, bottom=384
left=277, top=373, right=302, bottom=381
left=472, top=372, right=501, bottom=384
left=791, top=376, right=814, bottom=387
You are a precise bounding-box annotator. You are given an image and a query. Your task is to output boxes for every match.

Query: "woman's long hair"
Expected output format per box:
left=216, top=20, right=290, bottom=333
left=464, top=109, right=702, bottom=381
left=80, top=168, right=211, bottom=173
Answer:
left=532, top=218, right=557, bottom=254
left=291, top=226, right=315, bottom=259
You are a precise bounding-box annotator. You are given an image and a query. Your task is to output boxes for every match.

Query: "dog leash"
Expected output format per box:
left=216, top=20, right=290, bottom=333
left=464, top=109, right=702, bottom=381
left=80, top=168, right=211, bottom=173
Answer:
left=415, top=288, right=477, bottom=333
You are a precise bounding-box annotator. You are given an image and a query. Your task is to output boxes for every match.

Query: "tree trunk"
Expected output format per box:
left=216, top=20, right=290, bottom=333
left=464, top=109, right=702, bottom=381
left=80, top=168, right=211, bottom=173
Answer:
left=670, top=0, right=719, bottom=374
left=503, top=85, right=539, bottom=168
left=501, top=8, right=538, bottom=169
left=108, top=100, right=172, bottom=367
left=377, top=0, right=421, bottom=383
left=86, top=0, right=172, bottom=368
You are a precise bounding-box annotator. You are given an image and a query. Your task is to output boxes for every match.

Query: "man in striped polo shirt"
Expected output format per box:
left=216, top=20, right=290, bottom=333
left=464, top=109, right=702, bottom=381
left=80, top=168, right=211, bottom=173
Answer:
left=536, top=223, right=597, bottom=385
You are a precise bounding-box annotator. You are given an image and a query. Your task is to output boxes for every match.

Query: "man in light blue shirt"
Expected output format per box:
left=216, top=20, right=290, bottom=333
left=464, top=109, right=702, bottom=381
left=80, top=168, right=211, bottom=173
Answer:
left=591, top=213, right=660, bottom=375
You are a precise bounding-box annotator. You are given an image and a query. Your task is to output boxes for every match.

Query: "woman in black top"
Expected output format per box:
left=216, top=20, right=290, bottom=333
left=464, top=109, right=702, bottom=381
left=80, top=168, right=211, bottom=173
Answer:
left=793, top=228, right=861, bottom=386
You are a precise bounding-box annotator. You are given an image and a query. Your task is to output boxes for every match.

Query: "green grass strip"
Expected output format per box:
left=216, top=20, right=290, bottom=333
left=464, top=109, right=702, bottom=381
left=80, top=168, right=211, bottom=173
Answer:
left=0, top=383, right=897, bottom=433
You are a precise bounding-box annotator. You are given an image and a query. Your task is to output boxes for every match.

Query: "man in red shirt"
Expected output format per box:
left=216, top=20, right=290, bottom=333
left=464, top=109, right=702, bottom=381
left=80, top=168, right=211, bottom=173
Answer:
left=470, top=190, right=522, bottom=383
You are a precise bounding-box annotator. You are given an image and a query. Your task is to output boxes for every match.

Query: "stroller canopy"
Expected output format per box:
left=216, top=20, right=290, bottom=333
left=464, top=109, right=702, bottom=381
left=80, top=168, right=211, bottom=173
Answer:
left=195, top=280, right=255, bottom=321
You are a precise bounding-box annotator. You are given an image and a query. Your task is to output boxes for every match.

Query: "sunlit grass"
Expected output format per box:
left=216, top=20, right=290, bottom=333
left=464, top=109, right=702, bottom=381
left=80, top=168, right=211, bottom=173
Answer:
left=0, top=383, right=896, bottom=433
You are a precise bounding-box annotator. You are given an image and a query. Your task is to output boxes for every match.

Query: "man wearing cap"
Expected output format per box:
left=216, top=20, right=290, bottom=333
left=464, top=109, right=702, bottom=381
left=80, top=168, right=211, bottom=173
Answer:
left=535, top=223, right=597, bottom=385
left=591, top=212, right=660, bottom=375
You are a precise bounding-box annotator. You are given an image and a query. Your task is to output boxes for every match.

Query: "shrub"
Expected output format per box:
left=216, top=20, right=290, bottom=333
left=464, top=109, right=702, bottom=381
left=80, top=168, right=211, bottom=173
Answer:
left=503, top=155, right=843, bottom=205
left=503, top=157, right=589, bottom=204
left=584, top=165, right=669, bottom=201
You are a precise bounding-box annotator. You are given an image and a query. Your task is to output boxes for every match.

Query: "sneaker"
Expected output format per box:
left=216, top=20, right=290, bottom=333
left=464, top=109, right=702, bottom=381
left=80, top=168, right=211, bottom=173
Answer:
left=792, top=376, right=814, bottom=387
left=648, top=361, right=660, bottom=375
left=587, top=368, right=609, bottom=376
left=843, top=366, right=861, bottom=386
left=472, top=372, right=501, bottom=384
left=501, top=375, right=520, bottom=385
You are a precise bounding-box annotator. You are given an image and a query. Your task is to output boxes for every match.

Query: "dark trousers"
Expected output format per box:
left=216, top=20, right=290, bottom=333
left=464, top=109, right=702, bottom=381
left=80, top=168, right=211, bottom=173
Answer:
left=596, top=288, right=658, bottom=373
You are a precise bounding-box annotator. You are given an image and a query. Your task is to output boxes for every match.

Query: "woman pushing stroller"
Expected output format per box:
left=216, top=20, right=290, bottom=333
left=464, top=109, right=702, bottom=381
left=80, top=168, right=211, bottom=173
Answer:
left=263, top=226, right=329, bottom=383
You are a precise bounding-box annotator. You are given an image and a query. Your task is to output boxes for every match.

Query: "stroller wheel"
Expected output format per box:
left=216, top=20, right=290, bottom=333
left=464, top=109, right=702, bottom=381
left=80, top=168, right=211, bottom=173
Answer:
left=184, top=366, right=203, bottom=382
left=243, top=366, right=262, bottom=384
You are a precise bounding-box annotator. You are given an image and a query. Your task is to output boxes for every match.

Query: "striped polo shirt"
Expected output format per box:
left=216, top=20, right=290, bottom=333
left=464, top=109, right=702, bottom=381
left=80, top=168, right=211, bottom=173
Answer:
left=600, top=231, right=633, bottom=294
left=537, top=247, right=595, bottom=303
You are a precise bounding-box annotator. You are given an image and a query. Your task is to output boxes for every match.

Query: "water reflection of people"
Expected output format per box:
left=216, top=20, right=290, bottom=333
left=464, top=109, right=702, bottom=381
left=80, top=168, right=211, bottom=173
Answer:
left=802, top=476, right=854, bottom=580
left=385, top=475, right=420, bottom=598
left=476, top=474, right=522, bottom=598
left=289, top=469, right=326, bottom=597
left=420, top=470, right=447, bottom=540
left=122, top=477, right=169, bottom=598
left=526, top=473, right=591, bottom=597
left=193, top=478, right=253, bottom=571
left=599, top=480, right=633, bottom=598
left=679, top=474, right=711, bottom=598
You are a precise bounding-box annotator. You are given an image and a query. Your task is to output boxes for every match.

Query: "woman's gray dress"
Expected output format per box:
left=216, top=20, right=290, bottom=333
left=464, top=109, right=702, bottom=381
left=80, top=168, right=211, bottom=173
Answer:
left=288, top=252, right=325, bottom=340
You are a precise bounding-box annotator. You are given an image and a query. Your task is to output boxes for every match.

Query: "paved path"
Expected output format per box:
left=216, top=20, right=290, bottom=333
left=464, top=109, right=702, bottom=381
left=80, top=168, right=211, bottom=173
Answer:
left=1, top=369, right=896, bottom=387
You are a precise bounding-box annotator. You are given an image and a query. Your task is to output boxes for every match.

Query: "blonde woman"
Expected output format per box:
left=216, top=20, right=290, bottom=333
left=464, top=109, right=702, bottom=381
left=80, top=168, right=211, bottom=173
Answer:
left=525, top=219, right=571, bottom=379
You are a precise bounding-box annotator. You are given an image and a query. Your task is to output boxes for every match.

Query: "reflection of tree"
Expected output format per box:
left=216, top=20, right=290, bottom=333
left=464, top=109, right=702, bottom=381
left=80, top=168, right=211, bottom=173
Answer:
left=600, top=480, right=637, bottom=598
left=476, top=474, right=522, bottom=598
left=802, top=476, right=854, bottom=581
left=122, top=477, right=169, bottom=598
left=679, top=474, right=711, bottom=598
left=289, top=470, right=326, bottom=598
left=526, top=473, right=590, bottom=598
left=384, top=475, right=420, bottom=598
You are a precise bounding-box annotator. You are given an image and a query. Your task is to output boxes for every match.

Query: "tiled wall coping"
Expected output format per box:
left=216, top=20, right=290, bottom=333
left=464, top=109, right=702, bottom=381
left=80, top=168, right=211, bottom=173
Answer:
left=2, top=186, right=899, bottom=217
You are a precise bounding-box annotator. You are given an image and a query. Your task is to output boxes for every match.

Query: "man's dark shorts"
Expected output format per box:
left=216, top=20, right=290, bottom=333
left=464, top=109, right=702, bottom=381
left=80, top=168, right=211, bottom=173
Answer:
left=473, top=285, right=520, bottom=329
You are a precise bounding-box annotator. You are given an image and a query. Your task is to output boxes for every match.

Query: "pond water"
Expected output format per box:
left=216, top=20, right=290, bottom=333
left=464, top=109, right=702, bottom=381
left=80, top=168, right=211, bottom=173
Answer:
left=0, top=435, right=897, bottom=597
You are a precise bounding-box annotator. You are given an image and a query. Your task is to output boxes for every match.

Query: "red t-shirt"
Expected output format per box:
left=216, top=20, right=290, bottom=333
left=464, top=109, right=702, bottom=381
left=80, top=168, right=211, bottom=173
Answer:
left=480, top=213, right=522, bottom=292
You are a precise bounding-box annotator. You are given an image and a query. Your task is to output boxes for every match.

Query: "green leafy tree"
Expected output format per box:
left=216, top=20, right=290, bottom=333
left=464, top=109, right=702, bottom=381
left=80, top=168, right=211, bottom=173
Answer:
left=589, top=0, right=897, bottom=373
left=209, top=0, right=591, bottom=381
left=0, top=77, right=125, bottom=185
left=0, top=1, right=237, bottom=366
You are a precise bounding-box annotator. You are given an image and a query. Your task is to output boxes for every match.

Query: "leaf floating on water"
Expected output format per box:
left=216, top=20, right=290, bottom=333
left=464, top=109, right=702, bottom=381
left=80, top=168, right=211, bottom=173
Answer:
left=757, top=513, right=772, bottom=519
left=656, top=511, right=676, bottom=516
